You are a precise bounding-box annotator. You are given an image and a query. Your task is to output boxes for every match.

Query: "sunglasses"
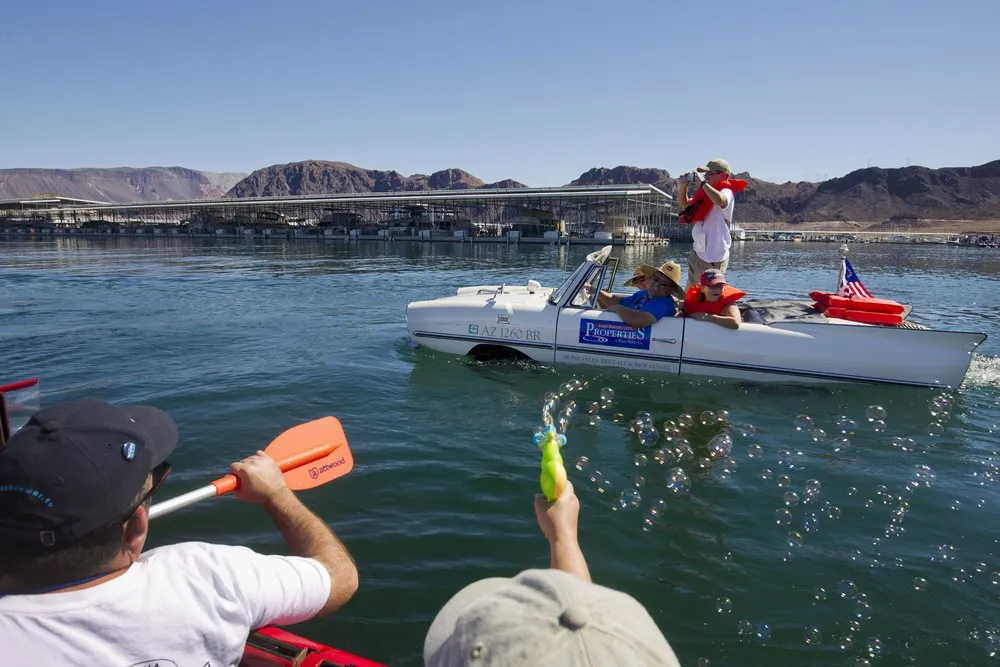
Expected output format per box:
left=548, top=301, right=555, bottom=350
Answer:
left=125, top=461, right=171, bottom=520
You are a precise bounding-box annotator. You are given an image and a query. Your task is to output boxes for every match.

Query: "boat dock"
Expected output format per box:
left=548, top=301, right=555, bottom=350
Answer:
left=0, top=185, right=681, bottom=246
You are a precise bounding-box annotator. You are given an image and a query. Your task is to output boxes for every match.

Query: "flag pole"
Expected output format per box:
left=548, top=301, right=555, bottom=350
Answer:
left=837, top=244, right=849, bottom=295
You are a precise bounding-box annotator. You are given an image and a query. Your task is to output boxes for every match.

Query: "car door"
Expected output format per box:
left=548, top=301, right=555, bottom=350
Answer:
left=553, top=263, right=683, bottom=374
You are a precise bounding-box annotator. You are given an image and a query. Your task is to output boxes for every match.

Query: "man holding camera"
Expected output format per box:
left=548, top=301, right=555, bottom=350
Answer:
left=677, top=158, right=748, bottom=289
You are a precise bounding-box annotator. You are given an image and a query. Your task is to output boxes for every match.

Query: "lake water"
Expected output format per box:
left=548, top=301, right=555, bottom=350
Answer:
left=2, top=236, right=999, bottom=666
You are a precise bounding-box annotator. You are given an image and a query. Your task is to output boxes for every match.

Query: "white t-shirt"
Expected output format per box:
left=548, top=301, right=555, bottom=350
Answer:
left=690, top=187, right=735, bottom=263
left=0, top=541, right=331, bottom=667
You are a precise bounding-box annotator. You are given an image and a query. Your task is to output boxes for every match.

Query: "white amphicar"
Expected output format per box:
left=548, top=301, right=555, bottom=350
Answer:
left=405, top=246, right=987, bottom=388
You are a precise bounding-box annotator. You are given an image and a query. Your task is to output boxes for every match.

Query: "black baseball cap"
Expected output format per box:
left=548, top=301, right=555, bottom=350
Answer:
left=0, top=398, right=178, bottom=548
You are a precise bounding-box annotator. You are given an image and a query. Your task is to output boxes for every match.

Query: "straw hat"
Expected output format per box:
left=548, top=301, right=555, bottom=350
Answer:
left=651, top=261, right=682, bottom=288
left=623, top=265, right=656, bottom=287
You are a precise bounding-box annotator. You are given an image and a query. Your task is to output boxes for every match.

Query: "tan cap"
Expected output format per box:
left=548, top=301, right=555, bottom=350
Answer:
left=424, top=568, right=680, bottom=667
left=696, top=158, right=731, bottom=174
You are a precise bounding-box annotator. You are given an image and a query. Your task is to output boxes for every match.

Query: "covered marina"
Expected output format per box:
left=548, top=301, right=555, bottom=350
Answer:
left=0, top=185, right=681, bottom=245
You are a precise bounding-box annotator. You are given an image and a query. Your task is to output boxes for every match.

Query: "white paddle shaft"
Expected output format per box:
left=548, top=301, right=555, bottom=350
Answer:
left=148, top=484, right=218, bottom=520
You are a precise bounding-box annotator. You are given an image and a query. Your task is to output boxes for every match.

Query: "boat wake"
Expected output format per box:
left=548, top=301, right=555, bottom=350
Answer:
left=964, top=354, right=1000, bottom=388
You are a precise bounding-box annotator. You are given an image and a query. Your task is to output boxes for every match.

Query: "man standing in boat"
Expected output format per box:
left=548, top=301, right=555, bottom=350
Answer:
left=0, top=398, right=359, bottom=666
left=677, top=159, right=748, bottom=289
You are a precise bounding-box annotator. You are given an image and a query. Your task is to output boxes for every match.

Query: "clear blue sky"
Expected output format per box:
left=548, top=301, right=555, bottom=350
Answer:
left=1, top=0, right=996, bottom=185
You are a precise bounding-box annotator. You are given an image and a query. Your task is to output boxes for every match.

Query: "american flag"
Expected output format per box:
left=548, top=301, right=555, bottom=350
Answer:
left=838, top=258, right=873, bottom=298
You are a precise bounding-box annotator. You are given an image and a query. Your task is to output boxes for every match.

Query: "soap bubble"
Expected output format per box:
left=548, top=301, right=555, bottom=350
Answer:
left=647, top=498, right=667, bottom=519
left=708, top=433, right=733, bottom=459
left=787, top=531, right=803, bottom=548
left=804, top=512, right=819, bottom=532
left=563, top=400, right=578, bottom=417
left=855, top=602, right=873, bottom=620
left=599, top=387, right=615, bottom=401
left=597, top=478, right=612, bottom=494
left=823, top=503, right=841, bottom=519
left=831, top=437, right=851, bottom=453
left=736, top=620, right=753, bottom=637
left=611, top=413, right=625, bottom=423
left=813, top=586, right=827, bottom=602
left=865, top=637, right=883, bottom=657
left=777, top=475, right=791, bottom=487
left=755, top=623, right=771, bottom=642
left=697, top=659, right=710, bottom=667
left=784, top=491, right=800, bottom=507
left=587, top=401, right=600, bottom=414
left=701, top=410, right=716, bottom=425
left=674, top=440, right=695, bottom=460
left=838, top=580, right=858, bottom=599
left=775, top=508, right=793, bottom=525
left=633, top=453, right=648, bottom=467
left=589, top=469, right=603, bottom=484
left=913, top=577, right=928, bottom=591
left=747, top=443, right=763, bottom=459
left=804, top=627, right=822, bottom=645
left=866, top=405, right=887, bottom=421
left=928, top=421, right=944, bottom=437
left=617, top=489, right=641, bottom=510
left=638, top=427, right=660, bottom=446
left=836, top=415, right=857, bottom=433
left=633, top=475, right=645, bottom=488
left=840, top=636, right=855, bottom=651
left=761, top=468, right=773, bottom=480
left=716, top=597, right=732, bottom=614
left=950, top=499, right=961, bottom=511
left=587, top=415, right=602, bottom=427
left=653, top=448, right=674, bottom=465
left=574, top=456, right=589, bottom=471
left=794, top=415, right=814, bottom=431
left=871, top=419, right=886, bottom=432
left=811, top=428, right=827, bottom=442
left=914, top=464, right=936, bottom=487
left=666, top=468, right=691, bottom=494
left=804, top=479, right=822, bottom=503
left=678, top=414, right=695, bottom=428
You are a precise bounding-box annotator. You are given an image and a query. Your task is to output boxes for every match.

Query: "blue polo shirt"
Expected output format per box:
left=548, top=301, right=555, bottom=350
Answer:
left=619, top=290, right=676, bottom=321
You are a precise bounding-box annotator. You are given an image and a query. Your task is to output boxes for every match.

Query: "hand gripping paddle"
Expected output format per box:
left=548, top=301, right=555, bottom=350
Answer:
left=149, top=416, right=353, bottom=520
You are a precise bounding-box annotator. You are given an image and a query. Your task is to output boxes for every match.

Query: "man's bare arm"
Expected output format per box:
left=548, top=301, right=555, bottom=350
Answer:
left=232, top=453, right=359, bottom=616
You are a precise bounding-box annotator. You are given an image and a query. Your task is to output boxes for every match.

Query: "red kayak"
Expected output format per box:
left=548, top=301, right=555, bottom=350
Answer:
left=241, top=627, right=386, bottom=667
left=1, top=379, right=386, bottom=667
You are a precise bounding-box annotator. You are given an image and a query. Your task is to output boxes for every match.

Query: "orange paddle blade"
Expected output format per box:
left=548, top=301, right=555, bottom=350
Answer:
left=211, top=416, right=353, bottom=494
left=266, top=415, right=353, bottom=491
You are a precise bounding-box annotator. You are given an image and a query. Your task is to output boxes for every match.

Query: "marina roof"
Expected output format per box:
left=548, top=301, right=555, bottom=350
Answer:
left=0, top=184, right=674, bottom=215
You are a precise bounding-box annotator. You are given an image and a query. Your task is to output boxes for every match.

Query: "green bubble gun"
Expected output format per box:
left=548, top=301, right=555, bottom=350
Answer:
left=535, top=424, right=568, bottom=502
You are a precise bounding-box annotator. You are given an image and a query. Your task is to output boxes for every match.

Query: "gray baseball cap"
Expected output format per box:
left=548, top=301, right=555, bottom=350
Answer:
left=424, top=568, right=680, bottom=667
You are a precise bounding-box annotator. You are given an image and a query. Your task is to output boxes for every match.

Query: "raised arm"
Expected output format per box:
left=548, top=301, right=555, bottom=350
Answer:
left=232, top=452, right=359, bottom=615
left=534, top=481, right=591, bottom=582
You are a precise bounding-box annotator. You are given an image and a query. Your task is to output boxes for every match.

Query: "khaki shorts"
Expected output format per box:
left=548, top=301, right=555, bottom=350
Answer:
left=687, top=250, right=730, bottom=289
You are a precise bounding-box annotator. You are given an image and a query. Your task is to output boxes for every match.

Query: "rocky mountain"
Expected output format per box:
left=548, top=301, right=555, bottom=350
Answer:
left=4, top=159, right=997, bottom=224
left=226, top=160, right=528, bottom=198
left=569, top=161, right=1000, bottom=223
left=0, top=167, right=246, bottom=203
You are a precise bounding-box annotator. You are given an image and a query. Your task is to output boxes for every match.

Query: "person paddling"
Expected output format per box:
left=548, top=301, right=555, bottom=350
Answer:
left=0, top=398, right=359, bottom=666
left=682, top=269, right=744, bottom=329
left=677, top=159, right=748, bottom=289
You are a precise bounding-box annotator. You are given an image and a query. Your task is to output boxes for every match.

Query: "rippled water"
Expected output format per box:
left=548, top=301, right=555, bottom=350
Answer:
left=2, top=237, right=999, bottom=666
